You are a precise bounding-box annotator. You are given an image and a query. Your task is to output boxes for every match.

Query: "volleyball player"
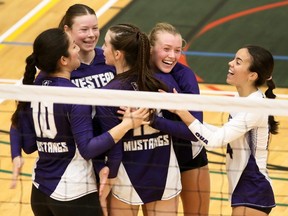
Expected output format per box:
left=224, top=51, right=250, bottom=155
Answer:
left=97, top=23, right=182, bottom=216
left=171, top=45, right=278, bottom=216
left=149, top=22, right=210, bottom=216
left=11, top=28, right=149, bottom=216
left=10, top=4, right=115, bottom=188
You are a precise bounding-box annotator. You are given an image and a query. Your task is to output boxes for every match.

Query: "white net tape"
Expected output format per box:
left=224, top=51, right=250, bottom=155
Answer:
left=0, top=84, right=287, bottom=116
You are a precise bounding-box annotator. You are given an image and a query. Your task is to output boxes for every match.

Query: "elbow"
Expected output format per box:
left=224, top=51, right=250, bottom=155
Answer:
left=22, top=147, right=37, bottom=154
left=79, top=150, right=93, bottom=160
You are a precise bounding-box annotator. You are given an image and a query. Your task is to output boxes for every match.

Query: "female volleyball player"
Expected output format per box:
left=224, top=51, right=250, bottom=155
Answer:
left=149, top=22, right=210, bottom=216
left=97, top=23, right=182, bottom=216
left=10, top=4, right=115, bottom=188
left=171, top=45, right=278, bottom=216
left=11, top=28, right=148, bottom=216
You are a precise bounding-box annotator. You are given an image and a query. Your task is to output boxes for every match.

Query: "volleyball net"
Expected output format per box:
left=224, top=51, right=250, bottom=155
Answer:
left=0, top=83, right=288, bottom=216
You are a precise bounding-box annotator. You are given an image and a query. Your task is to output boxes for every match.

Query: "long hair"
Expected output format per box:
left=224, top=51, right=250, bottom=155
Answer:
left=11, top=28, right=70, bottom=128
left=245, top=45, right=279, bottom=134
left=108, top=23, right=167, bottom=92
left=58, top=4, right=96, bottom=29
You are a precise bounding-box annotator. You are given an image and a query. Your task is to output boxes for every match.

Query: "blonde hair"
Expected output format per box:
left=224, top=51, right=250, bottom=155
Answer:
left=148, top=22, right=186, bottom=48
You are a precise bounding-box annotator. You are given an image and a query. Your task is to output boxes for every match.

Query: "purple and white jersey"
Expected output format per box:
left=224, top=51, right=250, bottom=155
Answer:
left=17, top=77, right=116, bottom=201
left=70, top=48, right=115, bottom=89
left=151, top=63, right=204, bottom=166
left=170, top=62, right=205, bottom=161
left=96, top=74, right=182, bottom=204
left=10, top=48, right=115, bottom=159
left=188, top=90, right=275, bottom=208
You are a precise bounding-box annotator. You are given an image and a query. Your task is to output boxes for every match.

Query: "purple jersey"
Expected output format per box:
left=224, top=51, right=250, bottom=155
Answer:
left=16, top=77, right=116, bottom=201
left=152, top=63, right=206, bottom=167
left=96, top=73, right=183, bottom=204
left=70, top=48, right=115, bottom=88
left=10, top=48, right=116, bottom=159
left=170, top=62, right=200, bottom=95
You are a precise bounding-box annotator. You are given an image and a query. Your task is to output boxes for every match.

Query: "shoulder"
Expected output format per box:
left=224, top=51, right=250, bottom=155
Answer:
left=154, top=72, right=180, bottom=92
left=72, top=48, right=115, bottom=78
left=171, top=62, right=194, bottom=74
left=35, top=77, right=76, bottom=88
left=170, top=62, right=199, bottom=94
left=95, top=47, right=104, bottom=56
left=35, top=71, right=47, bottom=83
left=94, top=48, right=105, bottom=63
left=250, top=89, right=265, bottom=98
left=171, top=62, right=197, bottom=82
left=54, top=78, right=77, bottom=87
left=231, top=92, right=267, bottom=127
left=101, top=78, right=122, bottom=90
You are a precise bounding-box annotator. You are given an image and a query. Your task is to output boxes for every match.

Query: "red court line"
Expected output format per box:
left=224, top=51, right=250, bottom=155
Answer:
left=180, top=0, right=288, bottom=86
left=186, top=0, right=288, bottom=50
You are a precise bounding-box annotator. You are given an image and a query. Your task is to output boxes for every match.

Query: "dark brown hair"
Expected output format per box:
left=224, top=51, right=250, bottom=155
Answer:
left=245, top=45, right=279, bottom=134
left=11, top=28, right=70, bottom=127
left=58, top=4, right=96, bottom=29
left=108, top=23, right=167, bottom=92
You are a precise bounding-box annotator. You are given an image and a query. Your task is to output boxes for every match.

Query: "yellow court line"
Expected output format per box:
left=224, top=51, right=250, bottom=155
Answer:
left=0, top=0, right=60, bottom=45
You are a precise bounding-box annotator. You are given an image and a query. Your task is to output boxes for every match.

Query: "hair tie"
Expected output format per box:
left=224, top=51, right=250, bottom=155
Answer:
left=267, top=76, right=272, bottom=81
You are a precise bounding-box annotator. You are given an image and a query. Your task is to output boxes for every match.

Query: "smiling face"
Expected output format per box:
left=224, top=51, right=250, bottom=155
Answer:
left=66, top=14, right=99, bottom=53
left=227, top=48, right=255, bottom=87
left=150, top=31, right=182, bottom=73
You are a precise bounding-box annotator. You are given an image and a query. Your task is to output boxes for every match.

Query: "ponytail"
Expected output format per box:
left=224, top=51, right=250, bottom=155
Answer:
left=136, top=31, right=167, bottom=92
left=11, top=53, right=37, bottom=128
left=244, top=45, right=279, bottom=135
left=109, top=23, right=168, bottom=92
left=23, top=53, right=37, bottom=85
left=265, top=78, right=276, bottom=99
left=11, top=28, right=70, bottom=128
left=265, top=78, right=279, bottom=134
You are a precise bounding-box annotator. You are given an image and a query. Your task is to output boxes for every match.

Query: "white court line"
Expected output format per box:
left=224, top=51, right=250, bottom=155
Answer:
left=96, top=0, right=119, bottom=17
left=2, top=0, right=285, bottom=101
left=0, top=0, right=51, bottom=103
left=0, top=0, right=118, bottom=104
left=0, top=0, right=118, bottom=43
left=0, top=0, right=51, bottom=43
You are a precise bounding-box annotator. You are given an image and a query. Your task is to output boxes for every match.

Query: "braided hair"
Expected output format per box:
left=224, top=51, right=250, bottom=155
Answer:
left=11, top=28, right=70, bottom=127
left=244, top=45, right=279, bottom=134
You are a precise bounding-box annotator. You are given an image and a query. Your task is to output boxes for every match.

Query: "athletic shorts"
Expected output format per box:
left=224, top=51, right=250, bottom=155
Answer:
left=231, top=156, right=276, bottom=211
left=179, top=147, right=208, bottom=172
left=243, top=205, right=272, bottom=214
left=31, top=185, right=102, bottom=216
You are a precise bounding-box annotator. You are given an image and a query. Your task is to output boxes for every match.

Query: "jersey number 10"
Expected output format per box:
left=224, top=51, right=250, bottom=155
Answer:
left=31, top=101, right=57, bottom=139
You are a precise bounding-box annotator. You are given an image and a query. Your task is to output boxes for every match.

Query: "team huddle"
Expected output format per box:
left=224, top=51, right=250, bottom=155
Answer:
left=10, top=4, right=278, bottom=216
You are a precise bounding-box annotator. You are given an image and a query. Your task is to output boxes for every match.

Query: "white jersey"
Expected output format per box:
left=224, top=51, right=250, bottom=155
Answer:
left=188, top=90, right=273, bottom=203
